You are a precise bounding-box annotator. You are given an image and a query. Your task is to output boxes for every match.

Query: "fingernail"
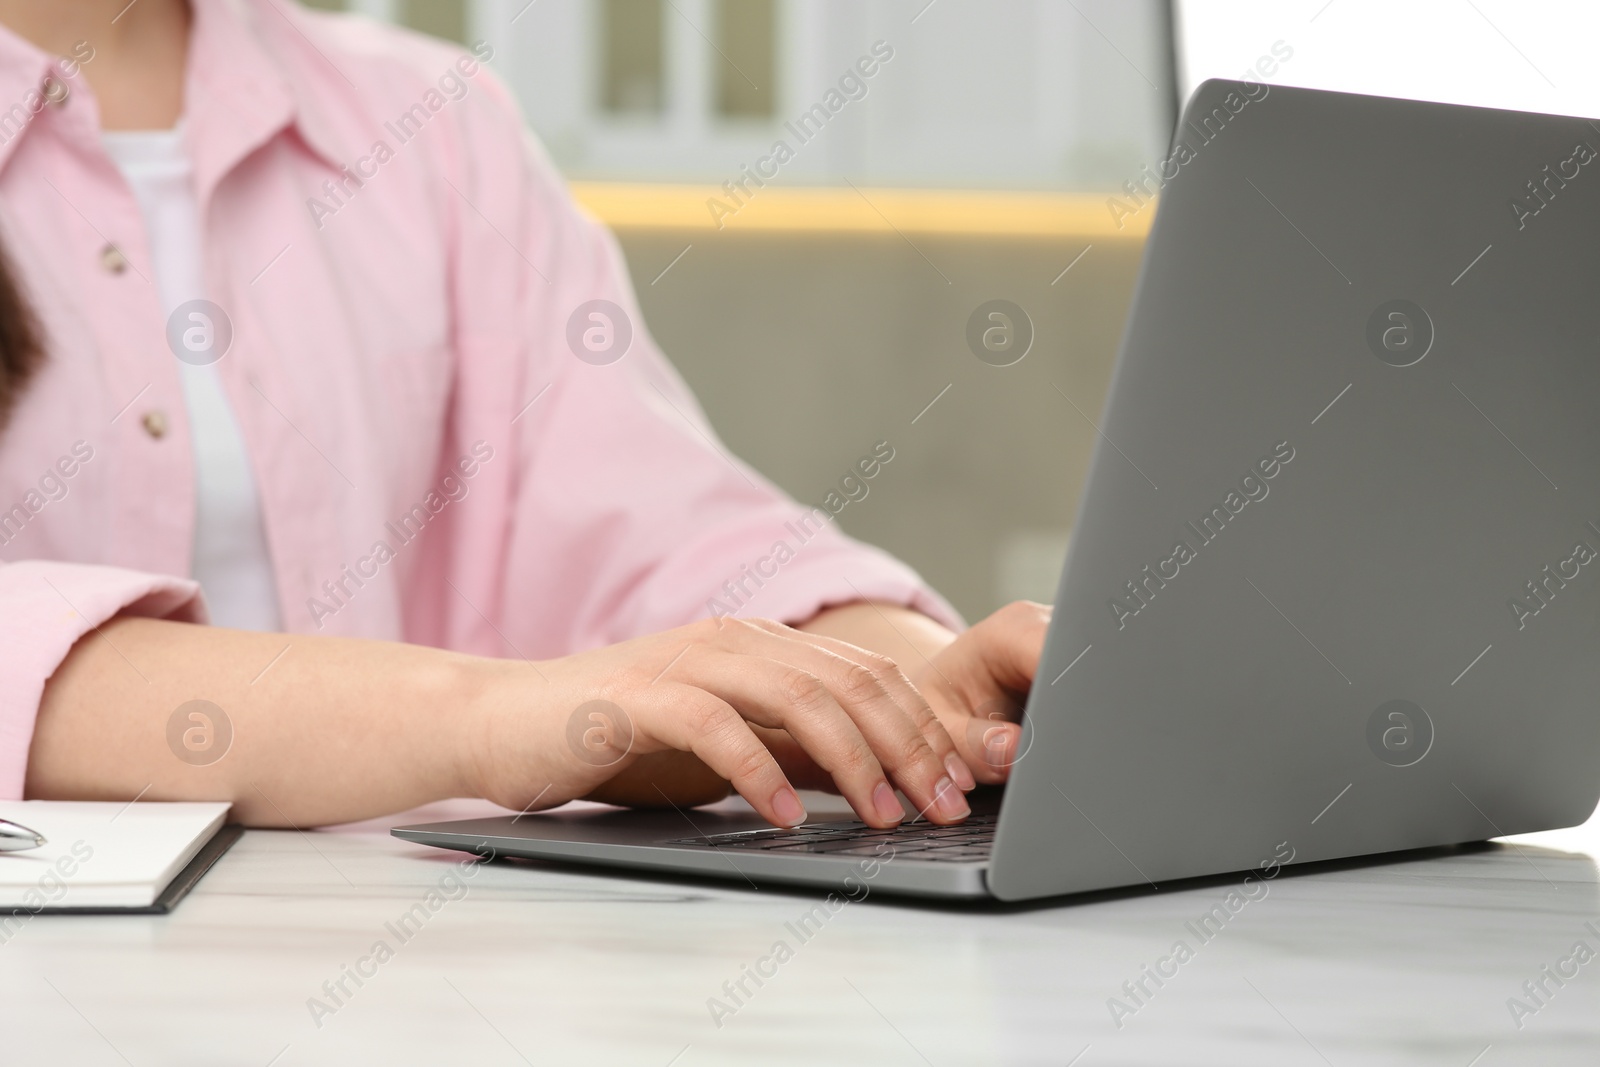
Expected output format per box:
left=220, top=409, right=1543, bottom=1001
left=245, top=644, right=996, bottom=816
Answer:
left=872, top=781, right=905, bottom=824
left=945, top=752, right=976, bottom=792
left=771, top=787, right=807, bottom=827
left=983, top=728, right=1009, bottom=769
left=985, top=725, right=1019, bottom=771
left=933, top=776, right=970, bottom=821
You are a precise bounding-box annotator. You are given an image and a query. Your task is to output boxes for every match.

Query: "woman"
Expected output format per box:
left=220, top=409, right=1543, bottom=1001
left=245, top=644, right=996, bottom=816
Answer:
left=0, top=0, right=1046, bottom=831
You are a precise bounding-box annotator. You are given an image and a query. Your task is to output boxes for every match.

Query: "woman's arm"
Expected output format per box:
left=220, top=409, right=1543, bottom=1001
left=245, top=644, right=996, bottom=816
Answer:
left=27, top=606, right=1017, bottom=829
left=27, top=618, right=481, bottom=826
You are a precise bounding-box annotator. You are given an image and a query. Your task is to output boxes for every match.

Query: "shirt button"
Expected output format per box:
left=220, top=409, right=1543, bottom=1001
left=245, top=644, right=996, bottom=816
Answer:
left=100, top=244, right=129, bottom=274
left=42, top=77, right=69, bottom=105
left=141, top=411, right=169, bottom=439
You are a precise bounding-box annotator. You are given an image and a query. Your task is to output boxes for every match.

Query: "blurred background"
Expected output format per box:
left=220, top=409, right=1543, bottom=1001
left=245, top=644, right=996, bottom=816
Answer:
left=304, top=0, right=1599, bottom=623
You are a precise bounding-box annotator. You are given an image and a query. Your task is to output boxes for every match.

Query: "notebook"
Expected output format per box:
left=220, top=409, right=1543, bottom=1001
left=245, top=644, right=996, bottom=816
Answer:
left=0, top=801, right=237, bottom=913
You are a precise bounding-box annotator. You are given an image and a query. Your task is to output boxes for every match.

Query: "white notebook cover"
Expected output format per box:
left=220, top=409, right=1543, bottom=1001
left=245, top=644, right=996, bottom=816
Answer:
left=0, top=801, right=231, bottom=910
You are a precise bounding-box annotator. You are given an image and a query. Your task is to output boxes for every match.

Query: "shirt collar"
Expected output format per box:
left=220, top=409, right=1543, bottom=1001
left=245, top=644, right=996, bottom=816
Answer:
left=0, top=29, right=81, bottom=176
left=186, top=0, right=347, bottom=206
left=0, top=0, right=349, bottom=194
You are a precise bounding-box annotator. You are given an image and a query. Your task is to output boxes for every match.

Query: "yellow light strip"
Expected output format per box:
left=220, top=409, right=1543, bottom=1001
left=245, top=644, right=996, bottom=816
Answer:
left=568, top=182, right=1153, bottom=238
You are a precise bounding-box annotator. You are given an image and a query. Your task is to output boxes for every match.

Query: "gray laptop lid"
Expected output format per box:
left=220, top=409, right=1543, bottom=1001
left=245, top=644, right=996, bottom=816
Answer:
left=988, top=80, right=1600, bottom=901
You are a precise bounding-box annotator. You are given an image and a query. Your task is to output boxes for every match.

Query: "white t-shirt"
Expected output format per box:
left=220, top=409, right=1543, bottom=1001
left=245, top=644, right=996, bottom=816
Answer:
left=102, top=125, right=282, bottom=632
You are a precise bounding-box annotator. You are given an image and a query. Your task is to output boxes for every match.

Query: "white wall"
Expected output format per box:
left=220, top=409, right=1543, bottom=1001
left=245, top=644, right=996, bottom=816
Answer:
left=1177, top=0, right=1600, bottom=119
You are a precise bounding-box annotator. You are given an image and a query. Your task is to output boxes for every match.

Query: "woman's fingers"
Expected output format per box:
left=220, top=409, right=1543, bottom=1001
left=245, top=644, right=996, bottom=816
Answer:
left=745, top=723, right=835, bottom=791
left=750, top=620, right=979, bottom=793
left=687, top=622, right=970, bottom=823
left=674, top=649, right=904, bottom=826
left=947, top=695, right=1027, bottom=785
left=635, top=684, right=808, bottom=827
left=912, top=601, right=1050, bottom=784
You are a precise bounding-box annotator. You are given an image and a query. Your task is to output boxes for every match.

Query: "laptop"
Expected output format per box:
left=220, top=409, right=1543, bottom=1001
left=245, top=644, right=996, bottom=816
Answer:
left=394, top=80, right=1600, bottom=902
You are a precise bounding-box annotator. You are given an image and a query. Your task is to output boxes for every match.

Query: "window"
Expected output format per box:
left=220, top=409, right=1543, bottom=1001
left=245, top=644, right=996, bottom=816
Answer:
left=713, top=0, right=776, bottom=119
left=402, top=0, right=467, bottom=45
left=601, top=0, right=667, bottom=116
left=296, top=0, right=465, bottom=46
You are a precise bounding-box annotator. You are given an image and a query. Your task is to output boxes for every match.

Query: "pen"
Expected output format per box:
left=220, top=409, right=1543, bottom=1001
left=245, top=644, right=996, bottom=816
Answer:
left=0, top=818, right=47, bottom=852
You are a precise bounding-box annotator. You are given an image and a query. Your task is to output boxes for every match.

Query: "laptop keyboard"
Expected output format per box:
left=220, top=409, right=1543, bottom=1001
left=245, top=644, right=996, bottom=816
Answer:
left=665, top=814, right=996, bottom=863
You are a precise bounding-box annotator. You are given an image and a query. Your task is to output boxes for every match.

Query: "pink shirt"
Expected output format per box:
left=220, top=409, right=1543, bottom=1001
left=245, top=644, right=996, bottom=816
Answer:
left=0, top=0, right=955, bottom=798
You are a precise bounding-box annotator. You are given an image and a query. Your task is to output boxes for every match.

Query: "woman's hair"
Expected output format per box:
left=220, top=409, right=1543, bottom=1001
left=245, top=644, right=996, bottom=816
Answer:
left=0, top=240, right=43, bottom=431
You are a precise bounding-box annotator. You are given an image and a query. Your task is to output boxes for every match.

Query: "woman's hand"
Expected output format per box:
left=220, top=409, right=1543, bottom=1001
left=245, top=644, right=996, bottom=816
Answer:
left=901, top=601, right=1051, bottom=785
left=468, top=617, right=977, bottom=830
left=751, top=601, right=1050, bottom=794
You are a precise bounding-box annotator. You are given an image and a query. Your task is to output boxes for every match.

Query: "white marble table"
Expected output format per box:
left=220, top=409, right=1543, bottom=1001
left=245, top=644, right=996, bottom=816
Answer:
left=3, top=793, right=1599, bottom=1066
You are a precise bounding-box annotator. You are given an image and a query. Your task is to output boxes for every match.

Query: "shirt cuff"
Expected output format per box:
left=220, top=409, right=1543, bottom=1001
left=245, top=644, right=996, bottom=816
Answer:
left=0, top=561, right=206, bottom=800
